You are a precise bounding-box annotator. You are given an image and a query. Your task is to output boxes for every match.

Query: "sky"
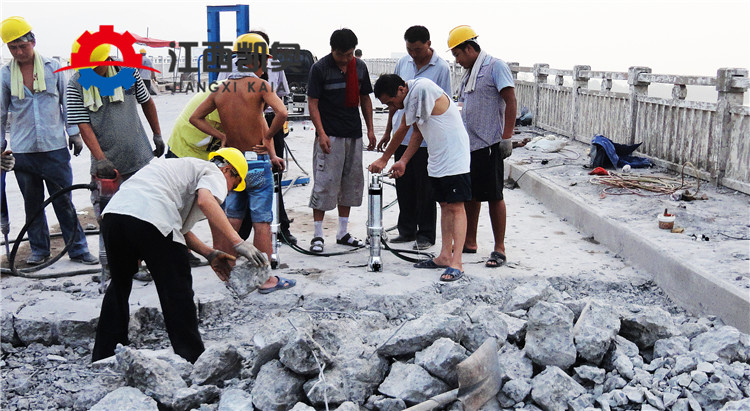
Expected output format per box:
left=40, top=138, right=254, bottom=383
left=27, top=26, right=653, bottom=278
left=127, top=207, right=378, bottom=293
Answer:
left=1, top=0, right=748, bottom=78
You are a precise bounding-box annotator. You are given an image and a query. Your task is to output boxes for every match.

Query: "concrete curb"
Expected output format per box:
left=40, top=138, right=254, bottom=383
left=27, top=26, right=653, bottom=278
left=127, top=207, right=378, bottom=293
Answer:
left=506, top=160, right=750, bottom=333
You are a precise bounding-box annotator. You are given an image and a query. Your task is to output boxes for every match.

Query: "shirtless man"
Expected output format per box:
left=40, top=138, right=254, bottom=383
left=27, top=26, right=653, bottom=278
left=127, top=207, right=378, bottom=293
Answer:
left=190, top=33, right=294, bottom=294
left=369, top=74, right=471, bottom=282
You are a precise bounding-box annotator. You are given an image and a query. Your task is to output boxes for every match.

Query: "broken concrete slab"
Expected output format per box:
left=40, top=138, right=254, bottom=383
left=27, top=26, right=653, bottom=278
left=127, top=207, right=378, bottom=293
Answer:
left=370, top=313, right=466, bottom=357
left=172, top=384, right=220, bottom=411
left=530, top=366, right=586, bottom=411
left=414, top=337, right=468, bottom=387
left=114, top=345, right=188, bottom=406
left=619, top=305, right=677, bottom=348
left=573, top=300, right=620, bottom=364
left=462, top=306, right=509, bottom=352
left=690, top=325, right=750, bottom=362
left=503, top=279, right=562, bottom=312
left=226, top=259, right=271, bottom=298
left=525, top=301, right=577, bottom=369
left=250, top=359, right=305, bottom=411
left=191, top=343, right=243, bottom=386
left=304, top=341, right=389, bottom=406
left=279, top=330, right=333, bottom=375
left=218, top=388, right=254, bottom=411
left=89, top=386, right=158, bottom=410
left=378, top=361, right=450, bottom=404
left=497, top=343, right=534, bottom=381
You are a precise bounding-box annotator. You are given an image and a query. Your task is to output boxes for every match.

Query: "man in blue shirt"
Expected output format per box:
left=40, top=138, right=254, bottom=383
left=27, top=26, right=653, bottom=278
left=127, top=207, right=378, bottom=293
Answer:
left=0, top=16, right=97, bottom=266
left=450, top=25, right=516, bottom=268
left=306, top=28, right=375, bottom=253
left=377, top=25, right=451, bottom=250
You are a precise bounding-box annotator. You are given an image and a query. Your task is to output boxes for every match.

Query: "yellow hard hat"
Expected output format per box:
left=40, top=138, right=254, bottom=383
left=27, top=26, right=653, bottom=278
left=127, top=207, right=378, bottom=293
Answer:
left=72, top=33, right=111, bottom=69
left=139, top=48, right=146, bottom=54
left=209, top=148, right=247, bottom=192
left=1, top=16, right=32, bottom=44
left=232, top=32, right=269, bottom=54
left=447, top=25, right=478, bottom=50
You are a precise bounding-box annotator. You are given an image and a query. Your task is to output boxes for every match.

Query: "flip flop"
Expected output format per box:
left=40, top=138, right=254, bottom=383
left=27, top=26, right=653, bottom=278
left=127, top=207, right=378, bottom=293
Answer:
left=310, top=237, right=324, bottom=253
left=485, top=251, right=507, bottom=268
left=336, top=233, right=365, bottom=247
left=414, top=259, right=448, bottom=269
left=440, top=267, right=464, bottom=282
left=462, top=247, right=477, bottom=254
left=258, top=276, right=296, bottom=294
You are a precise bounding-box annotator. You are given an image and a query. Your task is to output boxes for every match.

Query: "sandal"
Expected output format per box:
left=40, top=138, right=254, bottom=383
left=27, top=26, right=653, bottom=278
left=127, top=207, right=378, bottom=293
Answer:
left=414, top=259, right=448, bottom=269
left=258, top=276, right=297, bottom=294
left=336, top=233, right=364, bottom=247
left=310, top=237, right=324, bottom=253
left=440, top=267, right=464, bottom=282
left=485, top=251, right=507, bottom=268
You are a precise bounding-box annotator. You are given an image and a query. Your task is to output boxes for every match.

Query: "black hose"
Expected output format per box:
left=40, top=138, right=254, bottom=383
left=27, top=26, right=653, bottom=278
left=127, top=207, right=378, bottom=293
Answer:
left=380, top=238, right=434, bottom=263
left=3, top=183, right=98, bottom=278
left=1, top=229, right=100, bottom=246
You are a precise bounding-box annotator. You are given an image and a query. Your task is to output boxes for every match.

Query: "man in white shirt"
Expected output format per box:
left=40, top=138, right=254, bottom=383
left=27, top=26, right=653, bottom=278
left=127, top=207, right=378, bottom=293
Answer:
left=91, top=148, right=272, bottom=364
left=369, top=75, right=471, bottom=282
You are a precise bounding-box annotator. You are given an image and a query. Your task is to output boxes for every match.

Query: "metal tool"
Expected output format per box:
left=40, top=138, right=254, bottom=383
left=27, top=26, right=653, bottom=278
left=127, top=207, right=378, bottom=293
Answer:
left=93, top=171, right=121, bottom=293
left=367, top=172, right=383, bottom=272
left=270, top=173, right=280, bottom=269
left=405, top=338, right=502, bottom=411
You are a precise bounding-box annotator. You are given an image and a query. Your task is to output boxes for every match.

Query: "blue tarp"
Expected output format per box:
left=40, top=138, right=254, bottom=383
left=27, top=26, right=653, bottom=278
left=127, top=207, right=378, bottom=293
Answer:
left=591, top=135, right=653, bottom=169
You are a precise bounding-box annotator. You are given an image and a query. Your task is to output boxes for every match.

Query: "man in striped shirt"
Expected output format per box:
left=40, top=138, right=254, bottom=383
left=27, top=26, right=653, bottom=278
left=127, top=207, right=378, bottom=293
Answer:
left=66, top=44, right=163, bottom=276
left=1, top=16, right=97, bottom=266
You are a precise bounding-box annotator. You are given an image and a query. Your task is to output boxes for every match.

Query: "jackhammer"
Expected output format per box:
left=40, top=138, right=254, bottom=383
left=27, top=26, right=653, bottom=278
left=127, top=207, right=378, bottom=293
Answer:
left=270, top=173, right=280, bottom=269
left=93, top=171, right=121, bottom=292
left=367, top=172, right=384, bottom=272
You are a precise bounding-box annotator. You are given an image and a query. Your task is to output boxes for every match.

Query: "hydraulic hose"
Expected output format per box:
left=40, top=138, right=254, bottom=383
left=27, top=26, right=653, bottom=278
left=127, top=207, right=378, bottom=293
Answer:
left=2, top=182, right=100, bottom=278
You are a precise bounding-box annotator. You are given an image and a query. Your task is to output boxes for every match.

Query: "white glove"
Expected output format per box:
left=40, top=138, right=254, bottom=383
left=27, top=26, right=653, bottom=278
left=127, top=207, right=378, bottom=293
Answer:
left=233, top=241, right=268, bottom=267
left=1, top=150, right=14, bottom=171
left=499, top=139, right=513, bottom=160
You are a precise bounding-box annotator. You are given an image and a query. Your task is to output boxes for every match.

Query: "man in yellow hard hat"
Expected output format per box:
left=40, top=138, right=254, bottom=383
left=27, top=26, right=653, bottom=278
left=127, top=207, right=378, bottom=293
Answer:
left=449, top=25, right=516, bottom=268
left=0, top=16, right=98, bottom=266
left=66, top=33, right=164, bottom=279
left=92, top=147, right=271, bottom=363
left=190, top=34, right=295, bottom=294
left=138, top=48, right=157, bottom=95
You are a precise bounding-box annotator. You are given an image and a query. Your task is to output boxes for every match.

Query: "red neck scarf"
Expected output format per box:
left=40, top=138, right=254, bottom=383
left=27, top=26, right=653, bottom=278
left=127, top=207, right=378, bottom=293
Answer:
left=345, top=58, right=359, bottom=108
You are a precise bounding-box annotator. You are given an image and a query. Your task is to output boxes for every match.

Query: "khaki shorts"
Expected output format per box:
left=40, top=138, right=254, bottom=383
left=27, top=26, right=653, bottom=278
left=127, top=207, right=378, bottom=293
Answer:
left=308, top=136, right=364, bottom=211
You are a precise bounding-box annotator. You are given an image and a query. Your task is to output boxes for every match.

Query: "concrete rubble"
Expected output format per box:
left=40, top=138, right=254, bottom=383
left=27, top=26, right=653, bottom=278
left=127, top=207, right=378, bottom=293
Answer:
left=2, top=279, right=749, bottom=411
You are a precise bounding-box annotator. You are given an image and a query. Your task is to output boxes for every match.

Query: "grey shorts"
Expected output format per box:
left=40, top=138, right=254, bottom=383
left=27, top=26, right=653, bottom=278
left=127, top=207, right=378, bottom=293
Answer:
left=308, top=136, right=364, bottom=211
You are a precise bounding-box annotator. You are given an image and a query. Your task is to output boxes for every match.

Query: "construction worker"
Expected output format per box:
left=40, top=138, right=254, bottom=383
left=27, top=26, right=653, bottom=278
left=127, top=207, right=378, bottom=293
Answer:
left=449, top=25, right=516, bottom=267
left=91, top=148, right=269, bottom=363
left=66, top=35, right=164, bottom=279
left=190, top=34, right=295, bottom=294
left=217, top=31, right=298, bottom=245
left=306, top=28, right=376, bottom=253
left=377, top=25, right=452, bottom=251
left=0, top=16, right=97, bottom=266
left=369, top=75, right=471, bottom=282
left=138, top=48, right=157, bottom=95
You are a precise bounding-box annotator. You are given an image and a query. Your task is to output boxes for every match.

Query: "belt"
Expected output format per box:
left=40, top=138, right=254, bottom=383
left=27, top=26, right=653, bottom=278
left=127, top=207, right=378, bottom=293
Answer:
left=243, top=152, right=270, bottom=161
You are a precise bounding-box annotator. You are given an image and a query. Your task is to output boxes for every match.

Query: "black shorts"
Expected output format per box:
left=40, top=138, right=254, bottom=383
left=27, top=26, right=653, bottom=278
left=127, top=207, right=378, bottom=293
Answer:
left=430, top=173, right=472, bottom=204
left=470, top=142, right=505, bottom=201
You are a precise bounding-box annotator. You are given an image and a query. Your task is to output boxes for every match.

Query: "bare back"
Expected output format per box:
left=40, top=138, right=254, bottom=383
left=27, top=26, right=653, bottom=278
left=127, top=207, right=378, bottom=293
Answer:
left=212, top=76, right=270, bottom=151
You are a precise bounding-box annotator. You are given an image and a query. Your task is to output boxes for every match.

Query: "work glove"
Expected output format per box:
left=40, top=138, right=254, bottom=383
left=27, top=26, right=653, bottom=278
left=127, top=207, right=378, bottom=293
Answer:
left=499, top=139, right=513, bottom=160
left=93, top=158, right=117, bottom=179
left=69, top=133, right=83, bottom=156
left=153, top=134, right=165, bottom=157
left=207, top=249, right=235, bottom=281
left=233, top=240, right=268, bottom=267
left=1, top=150, right=14, bottom=171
